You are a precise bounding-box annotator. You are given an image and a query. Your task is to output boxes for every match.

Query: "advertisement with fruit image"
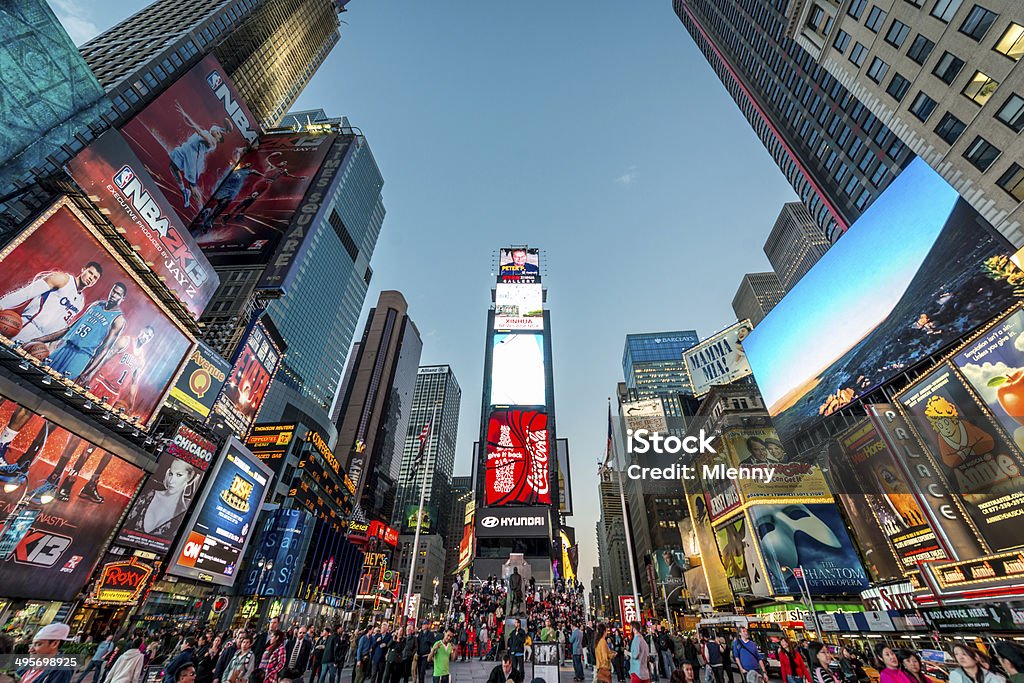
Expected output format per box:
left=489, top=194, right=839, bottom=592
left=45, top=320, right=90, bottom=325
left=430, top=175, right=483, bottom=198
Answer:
left=953, top=307, right=1024, bottom=452
left=898, top=364, right=1024, bottom=553
left=0, top=395, right=145, bottom=601
left=0, top=200, right=194, bottom=426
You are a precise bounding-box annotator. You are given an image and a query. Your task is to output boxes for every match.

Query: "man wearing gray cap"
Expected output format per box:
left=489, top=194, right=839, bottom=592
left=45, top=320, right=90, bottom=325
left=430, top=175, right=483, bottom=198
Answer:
left=18, top=623, right=73, bottom=683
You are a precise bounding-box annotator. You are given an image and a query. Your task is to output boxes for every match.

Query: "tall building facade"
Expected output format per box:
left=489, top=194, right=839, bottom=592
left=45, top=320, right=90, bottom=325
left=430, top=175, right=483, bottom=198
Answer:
left=672, top=0, right=915, bottom=241
left=763, top=202, right=832, bottom=290
left=622, top=331, right=700, bottom=417
left=394, top=365, right=462, bottom=537
left=334, top=291, right=423, bottom=523
left=79, top=0, right=349, bottom=128
left=254, top=114, right=385, bottom=441
left=786, top=0, right=1024, bottom=246
left=444, top=475, right=474, bottom=601
left=732, top=271, right=785, bottom=325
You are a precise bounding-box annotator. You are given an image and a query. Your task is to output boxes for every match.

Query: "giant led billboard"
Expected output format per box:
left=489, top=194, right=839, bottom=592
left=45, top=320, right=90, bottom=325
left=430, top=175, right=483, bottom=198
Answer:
left=65, top=129, right=219, bottom=319
left=743, top=159, right=1021, bottom=441
left=192, top=133, right=339, bottom=263
left=168, top=437, right=272, bottom=586
left=683, top=320, right=753, bottom=397
left=0, top=200, right=194, bottom=426
left=485, top=409, right=551, bottom=506
left=749, top=503, right=870, bottom=596
left=166, top=341, right=231, bottom=420
left=490, top=333, right=546, bottom=406
left=210, top=317, right=283, bottom=439
left=120, top=55, right=260, bottom=225
left=497, top=247, right=541, bottom=284
left=897, top=364, right=1024, bottom=553
left=0, top=395, right=145, bottom=600
left=494, top=283, right=543, bottom=330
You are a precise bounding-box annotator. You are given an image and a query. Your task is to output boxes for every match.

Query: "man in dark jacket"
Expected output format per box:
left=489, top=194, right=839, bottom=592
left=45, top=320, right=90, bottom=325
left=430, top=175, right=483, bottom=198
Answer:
left=371, top=624, right=392, bottom=683
left=416, top=626, right=435, bottom=683
left=318, top=626, right=342, bottom=683
left=283, top=627, right=313, bottom=678
left=214, top=629, right=246, bottom=683
left=253, top=617, right=281, bottom=663
left=506, top=620, right=527, bottom=678
left=164, top=638, right=198, bottom=681
left=486, top=655, right=524, bottom=683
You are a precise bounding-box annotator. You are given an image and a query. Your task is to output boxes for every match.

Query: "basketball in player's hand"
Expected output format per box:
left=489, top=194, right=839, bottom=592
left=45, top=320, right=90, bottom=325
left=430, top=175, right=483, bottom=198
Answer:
left=22, top=341, right=49, bottom=361
left=0, top=309, right=22, bottom=339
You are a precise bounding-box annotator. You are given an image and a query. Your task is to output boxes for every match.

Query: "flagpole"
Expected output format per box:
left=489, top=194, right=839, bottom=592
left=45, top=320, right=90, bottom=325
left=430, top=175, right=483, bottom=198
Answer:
left=404, top=406, right=437, bottom=626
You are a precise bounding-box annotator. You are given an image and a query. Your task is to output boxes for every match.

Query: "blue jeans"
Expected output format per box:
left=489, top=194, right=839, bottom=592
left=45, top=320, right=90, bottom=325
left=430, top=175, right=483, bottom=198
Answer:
left=574, top=655, right=585, bottom=680
left=318, top=662, right=337, bottom=683
left=76, top=660, right=105, bottom=683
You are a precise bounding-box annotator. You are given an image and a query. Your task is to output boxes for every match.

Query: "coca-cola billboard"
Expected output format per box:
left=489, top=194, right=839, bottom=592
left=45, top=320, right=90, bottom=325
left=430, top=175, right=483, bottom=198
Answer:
left=485, top=409, right=551, bottom=506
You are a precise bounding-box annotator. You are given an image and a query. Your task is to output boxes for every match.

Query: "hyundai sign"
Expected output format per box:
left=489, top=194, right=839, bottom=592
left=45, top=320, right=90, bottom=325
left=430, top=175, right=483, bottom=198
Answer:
left=476, top=505, right=551, bottom=538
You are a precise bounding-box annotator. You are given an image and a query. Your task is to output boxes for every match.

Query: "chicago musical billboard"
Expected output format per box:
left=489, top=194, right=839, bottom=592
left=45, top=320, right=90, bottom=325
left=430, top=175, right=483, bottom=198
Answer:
left=115, top=424, right=216, bottom=554
left=0, top=200, right=193, bottom=426
left=119, top=55, right=260, bottom=225
left=167, top=437, right=273, bottom=586
left=743, top=159, right=1021, bottom=441
left=0, top=395, right=145, bottom=600
left=64, top=129, right=219, bottom=319
left=484, top=409, right=551, bottom=506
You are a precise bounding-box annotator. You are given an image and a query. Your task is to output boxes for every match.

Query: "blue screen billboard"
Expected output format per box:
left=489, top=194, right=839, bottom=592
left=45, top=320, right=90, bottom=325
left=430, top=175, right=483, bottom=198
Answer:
left=744, top=159, right=1021, bottom=441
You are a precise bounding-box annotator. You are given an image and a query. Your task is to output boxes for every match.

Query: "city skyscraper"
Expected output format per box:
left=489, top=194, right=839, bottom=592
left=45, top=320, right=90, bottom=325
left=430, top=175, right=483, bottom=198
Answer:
left=622, top=331, right=700, bottom=417
left=79, top=0, right=350, bottom=128
left=672, top=0, right=915, bottom=242
left=252, top=114, right=385, bottom=441
left=394, top=365, right=462, bottom=538
left=334, top=290, right=423, bottom=522
left=763, top=202, right=832, bottom=291
left=732, top=271, right=785, bottom=326
left=786, top=0, right=1024, bottom=246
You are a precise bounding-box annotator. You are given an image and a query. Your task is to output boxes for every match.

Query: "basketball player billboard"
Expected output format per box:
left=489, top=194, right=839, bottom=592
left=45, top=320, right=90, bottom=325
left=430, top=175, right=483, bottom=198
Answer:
left=0, top=394, right=145, bottom=601
left=484, top=409, right=551, bottom=506
left=191, top=132, right=339, bottom=264
left=119, top=55, right=260, bottom=226
left=114, top=424, right=216, bottom=554
left=0, top=200, right=194, bottom=426
left=210, top=316, right=284, bottom=439
left=64, top=129, right=219, bottom=319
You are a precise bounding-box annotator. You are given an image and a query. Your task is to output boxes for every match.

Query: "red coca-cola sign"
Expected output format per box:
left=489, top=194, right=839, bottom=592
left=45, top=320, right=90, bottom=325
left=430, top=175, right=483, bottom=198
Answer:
left=93, top=557, right=154, bottom=603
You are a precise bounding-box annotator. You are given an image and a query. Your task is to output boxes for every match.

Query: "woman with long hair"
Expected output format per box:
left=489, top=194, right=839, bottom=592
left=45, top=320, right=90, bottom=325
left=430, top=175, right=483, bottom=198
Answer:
left=807, top=643, right=841, bottom=683
left=596, top=625, right=613, bottom=683
left=899, top=650, right=935, bottom=683
left=125, top=458, right=201, bottom=536
left=949, top=645, right=1006, bottom=683
left=995, top=642, right=1024, bottom=683
left=875, top=645, right=915, bottom=683
left=258, top=631, right=286, bottom=683
left=778, top=637, right=810, bottom=683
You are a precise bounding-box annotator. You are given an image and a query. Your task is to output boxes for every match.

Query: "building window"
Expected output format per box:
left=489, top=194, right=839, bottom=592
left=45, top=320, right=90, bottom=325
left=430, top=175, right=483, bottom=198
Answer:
left=909, top=91, right=938, bottom=121
left=959, top=5, right=998, bottom=40
left=931, top=0, right=963, bottom=22
left=848, top=0, right=868, bottom=19
left=867, top=57, right=890, bottom=83
left=995, top=23, right=1024, bottom=60
left=871, top=162, right=889, bottom=186
left=850, top=41, right=869, bottom=66
left=887, top=73, right=912, bottom=101
left=866, top=6, right=888, bottom=32
left=905, top=0, right=926, bottom=6
left=808, top=4, right=827, bottom=29
left=934, top=112, right=967, bottom=143
left=933, top=51, right=966, bottom=84
left=963, top=136, right=1000, bottom=170
left=997, top=163, right=1024, bottom=201
left=907, top=34, right=936, bottom=64
left=996, top=94, right=1024, bottom=132
left=962, top=71, right=1000, bottom=105
left=885, top=19, right=911, bottom=46
left=834, top=29, right=851, bottom=52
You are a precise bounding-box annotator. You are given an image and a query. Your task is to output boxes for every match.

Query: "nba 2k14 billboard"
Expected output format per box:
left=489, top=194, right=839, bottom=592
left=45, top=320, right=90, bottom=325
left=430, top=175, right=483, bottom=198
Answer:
left=191, top=132, right=341, bottom=265
left=0, top=393, right=145, bottom=601
left=65, top=129, right=220, bottom=319
left=0, top=199, right=194, bottom=427
left=119, top=55, right=260, bottom=226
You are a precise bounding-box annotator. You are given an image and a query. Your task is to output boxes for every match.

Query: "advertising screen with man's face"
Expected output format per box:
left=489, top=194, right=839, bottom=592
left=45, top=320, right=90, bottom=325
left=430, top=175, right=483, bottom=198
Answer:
left=497, top=248, right=541, bottom=284
left=0, top=395, right=145, bottom=600
left=0, top=200, right=193, bottom=426
left=119, top=55, right=260, bottom=226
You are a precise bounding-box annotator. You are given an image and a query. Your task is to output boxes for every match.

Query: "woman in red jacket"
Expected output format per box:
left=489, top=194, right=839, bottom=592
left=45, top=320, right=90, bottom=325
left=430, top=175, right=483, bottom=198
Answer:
left=779, top=638, right=811, bottom=683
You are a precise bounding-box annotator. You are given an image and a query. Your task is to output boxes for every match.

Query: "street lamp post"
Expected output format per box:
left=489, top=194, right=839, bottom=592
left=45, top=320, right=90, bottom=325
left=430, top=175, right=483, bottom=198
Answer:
left=782, top=566, right=821, bottom=637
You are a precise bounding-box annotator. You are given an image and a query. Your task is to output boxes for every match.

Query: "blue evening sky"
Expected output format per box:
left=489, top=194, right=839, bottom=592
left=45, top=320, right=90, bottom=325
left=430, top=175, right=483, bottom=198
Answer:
left=55, top=0, right=800, bottom=589
left=743, top=159, right=958, bottom=412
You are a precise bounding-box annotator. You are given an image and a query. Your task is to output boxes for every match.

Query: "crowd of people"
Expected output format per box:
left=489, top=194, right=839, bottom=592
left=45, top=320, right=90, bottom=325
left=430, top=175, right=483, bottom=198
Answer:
left=7, top=606, right=1024, bottom=683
